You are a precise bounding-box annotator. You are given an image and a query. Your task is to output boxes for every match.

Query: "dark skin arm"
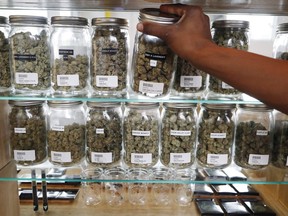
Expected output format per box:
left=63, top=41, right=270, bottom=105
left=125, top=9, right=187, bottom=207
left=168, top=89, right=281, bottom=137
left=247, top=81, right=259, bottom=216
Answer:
left=137, top=4, right=288, bottom=114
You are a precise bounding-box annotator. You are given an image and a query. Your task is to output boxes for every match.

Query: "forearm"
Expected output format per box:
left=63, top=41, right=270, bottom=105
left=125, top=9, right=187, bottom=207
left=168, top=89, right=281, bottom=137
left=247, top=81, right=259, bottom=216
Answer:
left=192, top=44, right=288, bottom=113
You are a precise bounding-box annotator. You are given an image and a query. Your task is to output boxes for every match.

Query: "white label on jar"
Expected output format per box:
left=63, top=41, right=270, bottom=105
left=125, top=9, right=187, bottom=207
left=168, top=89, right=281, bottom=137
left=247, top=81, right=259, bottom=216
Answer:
left=14, top=150, right=36, bottom=161
left=170, top=130, right=191, bottom=136
left=132, top=130, right=151, bottom=136
left=170, top=153, right=191, bottom=164
left=96, top=128, right=104, bottom=134
left=256, top=130, right=268, bottom=136
left=91, top=152, right=112, bottom=163
left=150, top=59, right=157, bottom=67
left=210, top=133, right=226, bottom=139
left=51, top=151, right=72, bottom=163
left=52, top=125, right=65, bottom=132
left=180, top=76, right=202, bottom=88
left=96, top=75, right=118, bottom=88
left=248, top=154, right=269, bottom=165
left=139, top=80, right=164, bottom=95
left=131, top=153, right=152, bottom=164
left=207, top=154, right=228, bottom=165
left=15, top=72, right=38, bottom=85
left=286, top=157, right=288, bottom=166
left=222, top=81, right=234, bottom=89
left=57, top=74, right=79, bottom=86
left=14, top=128, right=26, bottom=134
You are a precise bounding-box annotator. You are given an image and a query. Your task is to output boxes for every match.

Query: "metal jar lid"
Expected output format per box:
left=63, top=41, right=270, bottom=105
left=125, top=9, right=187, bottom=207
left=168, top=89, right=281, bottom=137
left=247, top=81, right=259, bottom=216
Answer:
left=91, top=17, right=128, bottom=27
left=48, top=100, right=83, bottom=108
left=0, top=16, right=8, bottom=25
left=202, top=103, right=236, bottom=110
left=238, top=103, right=272, bottom=111
left=139, top=8, right=179, bottom=24
left=212, top=20, right=249, bottom=29
left=277, top=23, right=288, bottom=33
left=126, top=102, right=160, bottom=108
left=9, top=15, right=48, bottom=25
left=8, top=100, right=44, bottom=106
left=87, top=101, right=122, bottom=108
left=163, top=102, right=197, bottom=109
left=51, top=16, right=88, bottom=26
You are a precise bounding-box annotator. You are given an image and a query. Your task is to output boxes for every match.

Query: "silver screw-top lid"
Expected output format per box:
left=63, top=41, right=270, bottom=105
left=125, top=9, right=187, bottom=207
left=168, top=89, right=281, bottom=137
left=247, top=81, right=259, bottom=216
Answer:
left=277, top=22, right=288, bottom=32
left=9, top=100, right=44, bottom=106
left=139, top=8, right=179, bottom=24
left=9, top=15, right=48, bottom=25
left=51, top=16, right=88, bottom=26
left=202, top=103, right=236, bottom=110
left=92, top=17, right=128, bottom=27
left=126, top=102, right=160, bottom=108
left=163, top=102, right=197, bottom=109
left=87, top=101, right=122, bottom=108
left=48, top=100, right=83, bottom=107
left=0, top=16, right=8, bottom=24
left=212, top=20, right=249, bottom=29
left=238, top=103, right=272, bottom=111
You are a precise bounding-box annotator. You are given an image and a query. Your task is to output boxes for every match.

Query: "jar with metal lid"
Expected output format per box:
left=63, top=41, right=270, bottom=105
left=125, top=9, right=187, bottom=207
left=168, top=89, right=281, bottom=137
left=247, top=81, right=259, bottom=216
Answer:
left=8, top=100, right=47, bottom=165
left=234, top=104, right=273, bottom=169
left=0, top=16, right=11, bottom=93
left=91, top=17, right=129, bottom=98
left=50, top=16, right=90, bottom=97
left=86, top=101, right=123, bottom=167
left=9, top=15, right=50, bottom=95
left=161, top=103, right=197, bottom=168
left=272, top=109, right=288, bottom=169
left=196, top=103, right=236, bottom=168
left=123, top=102, right=160, bottom=167
left=131, top=8, right=178, bottom=98
left=172, top=56, right=208, bottom=99
left=273, top=23, right=288, bottom=60
left=47, top=100, right=85, bottom=166
left=207, top=20, right=249, bottom=100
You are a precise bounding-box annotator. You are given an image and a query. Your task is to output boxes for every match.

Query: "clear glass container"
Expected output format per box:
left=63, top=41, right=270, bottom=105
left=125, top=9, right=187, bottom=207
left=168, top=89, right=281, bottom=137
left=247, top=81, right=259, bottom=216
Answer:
left=86, top=101, right=123, bottom=167
left=91, top=17, right=129, bottom=98
left=123, top=102, right=160, bottom=168
left=234, top=104, right=273, bottom=170
left=131, top=8, right=178, bottom=98
left=161, top=103, right=197, bottom=169
left=207, top=20, right=249, bottom=100
left=0, top=16, right=11, bottom=93
left=8, top=100, right=47, bottom=166
left=273, top=23, right=288, bottom=60
left=50, top=16, right=91, bottom=97
left=172, top=57, right=208, bottom=99
left=47, top=100, right=85, bottom=166
left=196, top=103, right=236, bottom=168
left=9, top=15, right=50, bottom=96
left=272, top=109, right=288, bottom=169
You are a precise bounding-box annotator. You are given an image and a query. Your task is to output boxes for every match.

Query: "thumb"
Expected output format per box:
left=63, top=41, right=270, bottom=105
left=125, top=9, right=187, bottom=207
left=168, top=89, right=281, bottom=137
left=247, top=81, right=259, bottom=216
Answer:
left=137, top=21, right=171, bottom=41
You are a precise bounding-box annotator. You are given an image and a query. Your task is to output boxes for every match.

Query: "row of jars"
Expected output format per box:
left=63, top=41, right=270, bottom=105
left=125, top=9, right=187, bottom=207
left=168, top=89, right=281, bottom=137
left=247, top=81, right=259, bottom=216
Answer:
left=8, top=100, right=288, bottom=170
left=0, top=10, right=252, bottom=99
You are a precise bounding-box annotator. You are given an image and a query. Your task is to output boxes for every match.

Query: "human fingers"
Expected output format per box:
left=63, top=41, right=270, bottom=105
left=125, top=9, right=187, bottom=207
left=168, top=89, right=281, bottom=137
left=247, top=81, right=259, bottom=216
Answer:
left=136, top=21, right=173, bottom=41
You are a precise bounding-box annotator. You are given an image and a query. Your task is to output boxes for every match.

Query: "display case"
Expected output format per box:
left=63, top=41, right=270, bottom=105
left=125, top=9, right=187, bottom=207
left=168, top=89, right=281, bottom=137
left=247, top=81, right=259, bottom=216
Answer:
left=1, top=0, right=288, bottom=215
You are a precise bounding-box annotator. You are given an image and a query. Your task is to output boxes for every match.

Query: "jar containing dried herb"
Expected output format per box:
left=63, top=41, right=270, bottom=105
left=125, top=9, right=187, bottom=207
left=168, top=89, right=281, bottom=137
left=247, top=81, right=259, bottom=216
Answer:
left=47, top=100, right=85, bottom=166
left=234, top=104, right=273, bottom=169
left=0, top=16, right=11, bottom=93
left=196, top=103, right=236, bottom=168
left=8, top=100, right=47, bottom=165
left=273, top=23, right=288, bottom=60
left=172, top=57, right=208, bottom=99
left=91, top=17, right=129, bottom=98
left=123, top=102, right=160, bottom=168
left=9, top=15, right=51, bottom=95
left=131, top=8, right=178, bottom=98
left=161, top=103, right=197, bottom=168
left=207, top=20, right=249, bottom=100
left=86, top=101, right=123, bottom=167
left=272, top=109, right=288, bottom=169
left=50, top=16, right=90, bottom=97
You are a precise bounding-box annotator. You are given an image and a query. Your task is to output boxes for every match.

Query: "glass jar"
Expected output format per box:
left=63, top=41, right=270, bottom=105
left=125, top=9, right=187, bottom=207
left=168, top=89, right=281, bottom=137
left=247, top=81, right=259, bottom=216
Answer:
left=91, top=17, right=129, bottom=98
left=172, top=57, right=208, bottom=99
left=86, top=101, right=123, bottom=167
left=273, top=23, right=288, bottom=60
left=9, top=15, right=50, bottom=96
left=47, top=100, right=85, bottom=166
left=131, top=8, right=178, bottom=98
left=207, top=20, right=249, bottom=100
left=8, top=100, right=47, bottom=165
left=161, top=103, right=197, bottom=168
left=234, top=104, right=273, bottom=169
left=196, top=103, right=236, bottom=168
left=272, top=109, right=288, bottom=169
left=50, top=16, right=90, bottom=97
left=0, top=16, right=11, bottom=93
left=123, top=102, right=160, bottom=168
